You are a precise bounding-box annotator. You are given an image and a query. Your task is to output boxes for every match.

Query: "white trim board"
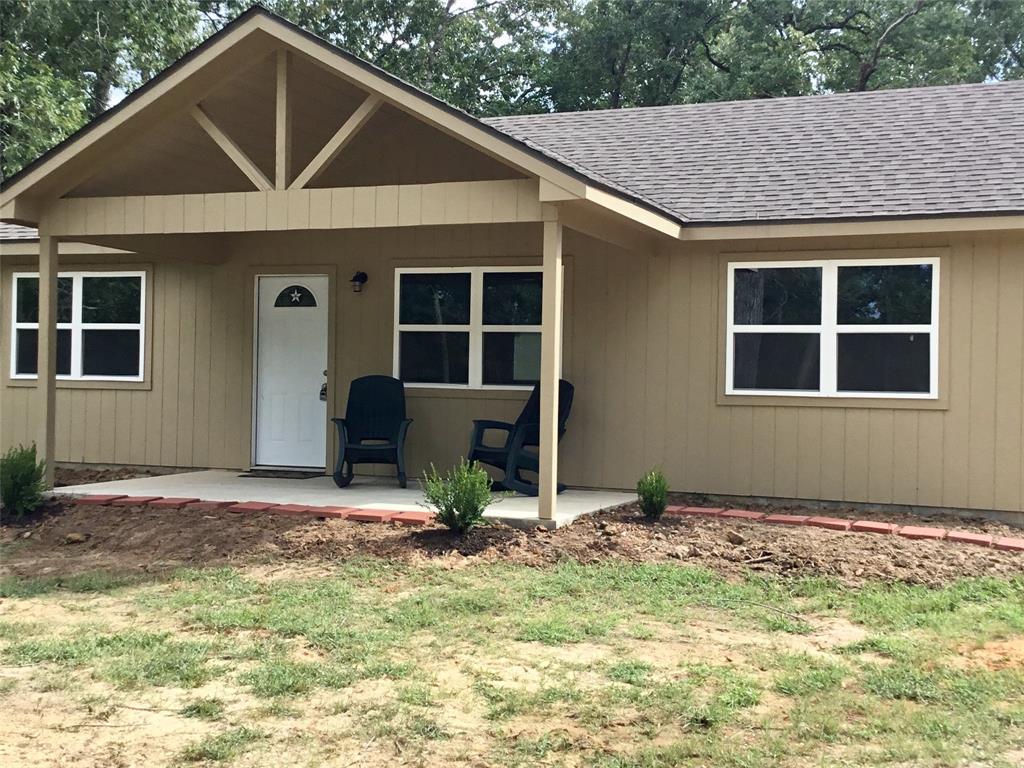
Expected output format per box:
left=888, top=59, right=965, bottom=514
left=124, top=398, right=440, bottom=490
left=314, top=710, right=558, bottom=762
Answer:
left=724, top=257, right=940, bottom=399
left=10, top=270, right=147, bottom=382
left=393, top=265, right=546, bottom=391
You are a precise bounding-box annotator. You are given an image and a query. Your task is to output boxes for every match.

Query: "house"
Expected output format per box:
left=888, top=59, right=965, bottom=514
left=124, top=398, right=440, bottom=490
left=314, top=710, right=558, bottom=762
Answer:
left=2, top=7, right=1022, bottom=523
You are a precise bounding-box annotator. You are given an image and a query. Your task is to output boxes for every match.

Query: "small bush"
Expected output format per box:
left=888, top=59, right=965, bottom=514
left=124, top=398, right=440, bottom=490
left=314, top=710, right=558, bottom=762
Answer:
left=636, top=468, right=668, bottom=520
left=422, top=459, right=494, bottom=535
left=1, top=444, right=46, bottom=520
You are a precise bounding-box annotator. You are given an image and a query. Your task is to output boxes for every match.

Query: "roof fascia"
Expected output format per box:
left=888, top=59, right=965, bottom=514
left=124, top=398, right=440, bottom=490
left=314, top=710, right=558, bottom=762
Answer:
left=677, top=214, right=1024, bottom=241
left=538, top=179, right=682, bottom=238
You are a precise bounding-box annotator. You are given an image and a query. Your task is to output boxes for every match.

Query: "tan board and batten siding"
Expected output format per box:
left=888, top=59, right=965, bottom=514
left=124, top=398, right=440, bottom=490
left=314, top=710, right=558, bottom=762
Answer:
left=3, top=224, right=1022, bottom=516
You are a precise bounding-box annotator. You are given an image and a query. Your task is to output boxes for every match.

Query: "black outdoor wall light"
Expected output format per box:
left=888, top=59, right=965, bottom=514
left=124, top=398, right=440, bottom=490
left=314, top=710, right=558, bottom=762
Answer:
left=350, top=271, right=368, bottom=293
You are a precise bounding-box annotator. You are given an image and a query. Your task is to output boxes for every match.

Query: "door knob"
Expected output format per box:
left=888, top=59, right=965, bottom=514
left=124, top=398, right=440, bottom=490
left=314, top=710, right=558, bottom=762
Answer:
left=319, top=383, right=328, bottom=401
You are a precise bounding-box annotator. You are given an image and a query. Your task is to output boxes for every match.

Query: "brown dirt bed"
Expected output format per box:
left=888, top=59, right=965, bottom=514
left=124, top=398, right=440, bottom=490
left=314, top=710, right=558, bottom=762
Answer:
left=54, top=464, right=178, bottom=487
left=2, top=500, right=1021, bottom=587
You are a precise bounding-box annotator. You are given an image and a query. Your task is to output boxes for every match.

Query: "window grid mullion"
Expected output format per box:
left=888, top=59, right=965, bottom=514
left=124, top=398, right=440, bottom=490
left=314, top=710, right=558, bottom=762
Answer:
left=481, top=325, right=543, bottom=333
left=834, top=324, right=933, bottom=334
left=820, top=263, right=838, bottom=396
left=70, top=274, right=83, bottom=377
left=395, top=324, right=470, bottom=333
left=730, top=325, right=822, bottom=334
left=468, top=269, right=483, bottom=388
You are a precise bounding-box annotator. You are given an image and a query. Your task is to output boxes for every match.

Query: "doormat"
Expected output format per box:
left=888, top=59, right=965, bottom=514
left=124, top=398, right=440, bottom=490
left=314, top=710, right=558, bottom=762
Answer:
left=239, top=470, right=325, bottom=480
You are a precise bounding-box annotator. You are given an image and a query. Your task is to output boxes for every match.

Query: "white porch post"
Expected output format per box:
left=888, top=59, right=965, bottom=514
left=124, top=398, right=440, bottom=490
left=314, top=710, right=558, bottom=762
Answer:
left=538, top=211, right=564, bottom=521
left=36, top=227, right=59, bottom=488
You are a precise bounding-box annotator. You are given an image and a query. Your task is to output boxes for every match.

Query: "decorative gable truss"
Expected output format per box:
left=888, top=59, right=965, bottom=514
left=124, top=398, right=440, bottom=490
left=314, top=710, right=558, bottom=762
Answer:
left=188, top=50, right=382, bottom=193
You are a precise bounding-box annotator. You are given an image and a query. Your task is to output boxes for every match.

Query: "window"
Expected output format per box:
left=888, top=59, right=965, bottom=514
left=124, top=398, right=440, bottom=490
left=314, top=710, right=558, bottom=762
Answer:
left=274, top=285, right=317, bottom=307
left=726, top=258, right=938, bottom=398
left=11, top=271, right=146, bottom=381
left=394, top=267, right=542, bottom=387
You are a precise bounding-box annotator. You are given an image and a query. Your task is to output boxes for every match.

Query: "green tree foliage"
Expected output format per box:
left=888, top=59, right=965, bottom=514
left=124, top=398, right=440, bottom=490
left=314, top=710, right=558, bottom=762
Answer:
left=2, top=0, right=1021, bottom=179
left=0, top=39, right=86, bottom=176
left=544, top=0, right=735, bottom=109
left=545, top=0, right=1024, bottom=110
left=1, top=0, right=202, bottom=179
left=211, top=0, right=564, bottom=115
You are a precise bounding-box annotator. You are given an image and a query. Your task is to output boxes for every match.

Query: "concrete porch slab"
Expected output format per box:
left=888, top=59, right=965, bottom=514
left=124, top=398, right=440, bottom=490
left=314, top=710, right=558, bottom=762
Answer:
left=52, top=470, right=633, bottom=529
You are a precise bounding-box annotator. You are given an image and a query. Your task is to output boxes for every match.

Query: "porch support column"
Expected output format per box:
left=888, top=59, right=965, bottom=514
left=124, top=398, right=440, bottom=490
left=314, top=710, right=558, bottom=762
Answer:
left=538, top=210, right=564, bottom=521
left=36, top=226, right=59, bottom=488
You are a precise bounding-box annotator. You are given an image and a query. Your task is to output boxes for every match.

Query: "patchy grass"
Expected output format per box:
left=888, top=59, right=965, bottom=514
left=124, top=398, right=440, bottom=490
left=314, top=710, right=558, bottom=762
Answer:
left=240, top=659, right=354, bottom=698
left=180, top=697, right=225, bottom=720
left=179, top=726, right=265, bottom=762
left=3, top=630, right=221, bottom=688
left=607, top=659, right=653, bottom=686
left=2, top=561, right=1022, bottom=767
left=0, top=571, right=147, bottom=598
left=773, top=653, right=847, bottom=696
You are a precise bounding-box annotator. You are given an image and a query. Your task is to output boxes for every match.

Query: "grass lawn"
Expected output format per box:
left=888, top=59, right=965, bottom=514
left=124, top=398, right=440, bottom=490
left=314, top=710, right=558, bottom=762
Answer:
left=1, top=561, right=1022, bottom=767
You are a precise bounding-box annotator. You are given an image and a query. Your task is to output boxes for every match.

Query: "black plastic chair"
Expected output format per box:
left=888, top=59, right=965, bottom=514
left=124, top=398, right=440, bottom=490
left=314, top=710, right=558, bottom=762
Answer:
left=332, top=375, right=412, bottom=488
left=467, top=379, right=574, bottom=496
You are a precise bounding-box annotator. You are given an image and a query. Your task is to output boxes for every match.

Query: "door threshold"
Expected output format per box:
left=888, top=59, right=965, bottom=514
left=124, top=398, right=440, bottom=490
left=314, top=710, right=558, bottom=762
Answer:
left=249, top=465, right=326, bottom=472
left=245, top=468, right=325, bottom=475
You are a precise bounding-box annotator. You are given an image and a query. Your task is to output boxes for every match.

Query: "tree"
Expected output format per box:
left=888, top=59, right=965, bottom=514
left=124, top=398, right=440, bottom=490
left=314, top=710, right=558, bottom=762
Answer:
left=969, top=0, right=1024, bottom=80
left=794, top=0, right=986, bottom=93
left=544, top=0, right=735, bottom=110
left=208, top=0, right=563, bottom=115
left=3, top=0, right=1022, bottom=180
left=0, top=39, right=86, bottom=177
left=1, top=0, right=202, bottom=179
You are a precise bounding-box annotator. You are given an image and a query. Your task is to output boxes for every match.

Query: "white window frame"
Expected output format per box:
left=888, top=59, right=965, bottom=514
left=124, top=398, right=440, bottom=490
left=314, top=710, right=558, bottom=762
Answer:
left=725, top=257, right=940, bottom=399
left=10, top=270, right=147, bottom=382
left=393, top=266, right=542, bottom=390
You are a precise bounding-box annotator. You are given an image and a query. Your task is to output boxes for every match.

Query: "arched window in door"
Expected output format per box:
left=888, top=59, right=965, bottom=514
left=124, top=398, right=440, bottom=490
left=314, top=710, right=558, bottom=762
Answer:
left=274, top=285, right=318, bottom=307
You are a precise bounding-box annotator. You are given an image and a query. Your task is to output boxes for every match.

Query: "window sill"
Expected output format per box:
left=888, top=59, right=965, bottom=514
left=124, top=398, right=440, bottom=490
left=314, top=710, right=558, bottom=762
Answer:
left=717, top=392, right=949, bottom=410
left=6, top=377, right=152, bottom=391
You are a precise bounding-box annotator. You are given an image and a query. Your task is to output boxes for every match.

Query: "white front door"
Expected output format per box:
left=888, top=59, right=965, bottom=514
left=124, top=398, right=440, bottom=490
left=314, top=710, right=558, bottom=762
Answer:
left=254, top=275, right=329, bottom=468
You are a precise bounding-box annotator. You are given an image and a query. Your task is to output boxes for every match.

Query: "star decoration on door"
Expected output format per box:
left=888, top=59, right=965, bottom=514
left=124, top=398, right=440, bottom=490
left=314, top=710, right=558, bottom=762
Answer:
left=274, top=285, right=318, bottom=307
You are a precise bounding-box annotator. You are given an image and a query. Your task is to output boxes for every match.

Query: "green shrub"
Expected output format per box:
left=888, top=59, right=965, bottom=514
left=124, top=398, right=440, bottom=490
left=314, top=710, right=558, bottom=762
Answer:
left=422, top=459, right=494, bottom=535
left=636, top=468, right=669, bottom=520
left=1, top=444, right=46, bottom=520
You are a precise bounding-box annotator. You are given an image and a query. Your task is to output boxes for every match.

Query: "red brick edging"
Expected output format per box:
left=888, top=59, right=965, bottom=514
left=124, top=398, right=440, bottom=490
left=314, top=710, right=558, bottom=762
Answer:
left=66, top=493, right=436, bottom=526
left=665, top=505, right=1024, bottom=552
left=59, top=495, right=1024, bottom=548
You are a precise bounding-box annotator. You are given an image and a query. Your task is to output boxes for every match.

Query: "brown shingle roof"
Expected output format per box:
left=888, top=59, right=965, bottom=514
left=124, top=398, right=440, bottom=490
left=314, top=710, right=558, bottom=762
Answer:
left=485, top=81, right=1024, bottom=225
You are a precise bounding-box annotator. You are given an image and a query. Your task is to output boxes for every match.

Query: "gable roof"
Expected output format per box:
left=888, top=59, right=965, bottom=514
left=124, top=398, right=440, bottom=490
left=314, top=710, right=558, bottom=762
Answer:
left=2, top=6, right=1021, bottom=232
left=486, top=80, right=1024, bottom=225
left=0, top=5, right=678, bottom=233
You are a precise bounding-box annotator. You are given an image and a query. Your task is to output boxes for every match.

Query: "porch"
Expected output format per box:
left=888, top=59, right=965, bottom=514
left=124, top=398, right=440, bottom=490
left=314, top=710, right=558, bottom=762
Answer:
left=2, top=18, right=673, bottom=524
left=53, top=470, right=634, bottom=529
